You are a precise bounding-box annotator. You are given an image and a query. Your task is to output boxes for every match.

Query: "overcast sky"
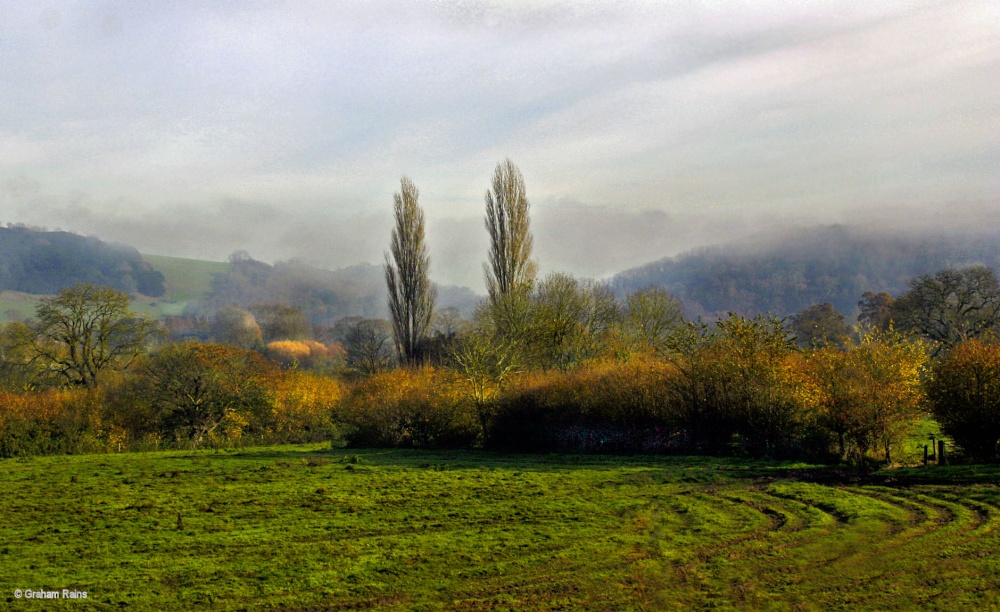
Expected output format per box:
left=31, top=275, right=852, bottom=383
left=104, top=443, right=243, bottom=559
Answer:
left=2, top=1, right=997, bottom=288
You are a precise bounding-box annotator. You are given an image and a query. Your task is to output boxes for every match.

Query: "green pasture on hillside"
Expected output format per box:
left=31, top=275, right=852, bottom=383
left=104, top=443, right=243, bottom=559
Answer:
left=130, top=254, right=229, bottom=318
left=141, top=254, right=229, bottom=304
left=0, top=255, right=227, bottom=322
left=1, top=445, right=998, bottom=610
left=0, top=292, right=38, bottom=322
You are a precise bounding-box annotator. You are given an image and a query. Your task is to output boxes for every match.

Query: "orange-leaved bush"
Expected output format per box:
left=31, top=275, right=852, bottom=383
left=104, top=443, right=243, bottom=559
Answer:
left=265, top=340, right=343, bottom=372
left=337, top=367, right=477, bottom=449
left=270, top=370, right=344, bottom=443
left=489, top=358, right=680, bottom=452
left=0, top=388, right=118, bottom=457
left=803, top=326, right=928, bottom=463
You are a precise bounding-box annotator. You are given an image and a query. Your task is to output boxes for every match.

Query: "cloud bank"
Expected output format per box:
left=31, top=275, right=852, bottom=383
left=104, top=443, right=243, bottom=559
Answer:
left=1, top=1, right=996, bottom=287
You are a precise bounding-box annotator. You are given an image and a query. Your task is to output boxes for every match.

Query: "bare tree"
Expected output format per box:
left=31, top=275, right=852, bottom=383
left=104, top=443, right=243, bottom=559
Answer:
left=31, top=284, right=163, bottom=388
left=344, top=318, right=394, bottom=376
left=384, top=177, right=436, bottom=365
left=893, top=266, right=1000, bottom=351
left=483, top=159, right=536, bottom=333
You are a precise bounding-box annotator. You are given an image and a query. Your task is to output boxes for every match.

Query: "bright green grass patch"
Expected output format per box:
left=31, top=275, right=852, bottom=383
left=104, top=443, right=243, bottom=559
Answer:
left=142, top=254, right=229, bottom=304
left=127, top=254, right=230, bottom=319
left=0, top=447, right=998, bottom=610
left=0, top=292, right=38, bottom=322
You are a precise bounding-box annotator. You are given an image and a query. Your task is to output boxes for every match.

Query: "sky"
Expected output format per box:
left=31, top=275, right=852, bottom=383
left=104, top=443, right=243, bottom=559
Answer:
left=1, top=0, right=998, bottom=289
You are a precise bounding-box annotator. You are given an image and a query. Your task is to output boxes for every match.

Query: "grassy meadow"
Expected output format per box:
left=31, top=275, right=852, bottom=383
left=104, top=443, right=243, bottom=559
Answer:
left=130, top=254, right=229, bottom=319
left=0, top=255, right=226, bottom=322
left=2, top=444, right=998, bottom=610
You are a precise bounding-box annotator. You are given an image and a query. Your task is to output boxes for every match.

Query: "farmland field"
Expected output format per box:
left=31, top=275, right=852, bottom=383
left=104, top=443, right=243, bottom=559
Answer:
left=130, top=254, right=230, bottom=318
left=1, top=445, right=998, bottom=610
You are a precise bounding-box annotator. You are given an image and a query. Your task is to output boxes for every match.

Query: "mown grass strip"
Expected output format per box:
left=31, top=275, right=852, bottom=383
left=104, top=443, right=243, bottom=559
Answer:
left=1, top=446, right=999, bottom=610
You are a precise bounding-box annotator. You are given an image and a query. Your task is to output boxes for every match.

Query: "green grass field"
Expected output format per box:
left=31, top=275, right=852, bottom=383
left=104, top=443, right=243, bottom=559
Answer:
left=141, top=254, right=229, bottom=304
left=1, top=445, right=998, bottom=610
left=0, top=292, right=39, bottom=322
left=129, top=254, right=229, bottom=319
left=0, top=256, right=227, bottom=322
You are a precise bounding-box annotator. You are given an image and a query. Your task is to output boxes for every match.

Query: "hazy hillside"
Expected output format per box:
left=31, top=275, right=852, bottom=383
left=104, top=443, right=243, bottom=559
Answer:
left=0, top=224, right=481, bottom=324
left=0, top=225, right=165, bottom=297
left=611, top=225, right=1000, bottom=319
left=193, top=255, right=481, bottom=324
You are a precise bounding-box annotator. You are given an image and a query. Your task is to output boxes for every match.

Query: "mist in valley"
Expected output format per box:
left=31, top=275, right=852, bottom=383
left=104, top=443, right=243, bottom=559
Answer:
left=0, top=1, right=996, bottom=307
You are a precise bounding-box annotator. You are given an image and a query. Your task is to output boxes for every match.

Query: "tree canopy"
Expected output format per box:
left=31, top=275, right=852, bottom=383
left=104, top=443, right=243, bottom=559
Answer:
left=31, top=284, right=163, bottom=387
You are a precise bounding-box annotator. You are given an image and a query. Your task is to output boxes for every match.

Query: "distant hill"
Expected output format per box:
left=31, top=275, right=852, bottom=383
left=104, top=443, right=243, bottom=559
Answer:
left=193, top=255, right=481, bottom=325
left=0, top=225, right=165, bottom=297
left=610, top=225, right=1000, bottom=320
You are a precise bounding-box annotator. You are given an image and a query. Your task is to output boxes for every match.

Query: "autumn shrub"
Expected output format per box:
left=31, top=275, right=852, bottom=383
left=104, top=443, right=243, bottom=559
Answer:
left=337, top=367, right=478, bottom=449
left=803, top=327, right=929, bottom=464
left=927, top=340, right=1000, bottom=461
left=488, top=358, right=682, bottom=453
left=664, top=316, right=820, bottom=458
left=269, top=370, right=344, bottom=444
left=0, top=388, right=120, bottom=457
left=265, top=340, right=344, bottom=373
left=108, top=342, right=283, bottom=448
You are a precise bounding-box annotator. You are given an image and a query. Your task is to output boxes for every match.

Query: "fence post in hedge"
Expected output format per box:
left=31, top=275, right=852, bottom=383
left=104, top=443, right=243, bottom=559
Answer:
left=923, top=444, right=928, bottom=466
left=938, top=440, right=946, bottom=465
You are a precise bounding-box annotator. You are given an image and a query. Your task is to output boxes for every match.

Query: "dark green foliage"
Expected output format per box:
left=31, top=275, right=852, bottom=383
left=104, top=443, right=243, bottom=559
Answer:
left=927, top=340, right=1000, bottom=461
left=892, top=266, right=1000, bottom=350
left=0, top=226, right=165, bottom=297
left=790, top=303, right=850, bottom=347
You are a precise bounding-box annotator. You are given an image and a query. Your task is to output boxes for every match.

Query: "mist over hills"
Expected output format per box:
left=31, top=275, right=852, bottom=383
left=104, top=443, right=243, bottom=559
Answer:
left=194, top=255, right=480, bottom=325
left=5, top=223, right=1000, bottom=325
left=611, top=224, right=1000, bottom=320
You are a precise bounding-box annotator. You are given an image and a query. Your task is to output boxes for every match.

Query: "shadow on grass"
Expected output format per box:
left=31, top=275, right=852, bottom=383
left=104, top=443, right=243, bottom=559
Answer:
left=128, top=444, right=1000, bottom=486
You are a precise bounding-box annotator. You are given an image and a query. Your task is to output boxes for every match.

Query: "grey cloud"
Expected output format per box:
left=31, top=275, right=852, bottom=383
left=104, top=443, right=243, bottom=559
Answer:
left=0, top=0, right=995, bottom=289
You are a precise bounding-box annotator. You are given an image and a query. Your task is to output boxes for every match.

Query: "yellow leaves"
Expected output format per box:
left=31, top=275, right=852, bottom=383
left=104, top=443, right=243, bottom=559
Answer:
left=801, top=332, right=928, bottom=461
left=265, top=340, right=339, bottom=369
left=271, top=371, right=344, bottom=434
left=339, top=366, right=478, bottom=448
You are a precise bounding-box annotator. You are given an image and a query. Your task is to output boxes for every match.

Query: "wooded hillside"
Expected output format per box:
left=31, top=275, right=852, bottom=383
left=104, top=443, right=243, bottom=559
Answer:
left=0, top=225, right=165, bottom=297
left=611, top=225, right=1000, bottom=319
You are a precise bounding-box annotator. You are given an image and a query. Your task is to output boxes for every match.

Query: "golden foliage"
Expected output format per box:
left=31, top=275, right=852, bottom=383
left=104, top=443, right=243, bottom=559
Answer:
left=339, top=367, right=477, bottom=448
left=270, top=370, right=344, bottom=440
left=802, top=327, right=928, bottom=463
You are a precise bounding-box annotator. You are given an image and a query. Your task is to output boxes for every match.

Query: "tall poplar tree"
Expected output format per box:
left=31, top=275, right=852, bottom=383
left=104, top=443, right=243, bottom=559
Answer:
left=385, top=177, right=436, bottom=365
left=483, top=159, right=536, bottom=334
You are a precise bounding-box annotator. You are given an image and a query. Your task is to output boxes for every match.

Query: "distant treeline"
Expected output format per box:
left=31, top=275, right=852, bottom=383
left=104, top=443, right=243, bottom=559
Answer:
left=0, top=226, right=165, bottom=297
left=191, top=252, right=479, bottom=326
left=612, top=225, right=1000, bottom=319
